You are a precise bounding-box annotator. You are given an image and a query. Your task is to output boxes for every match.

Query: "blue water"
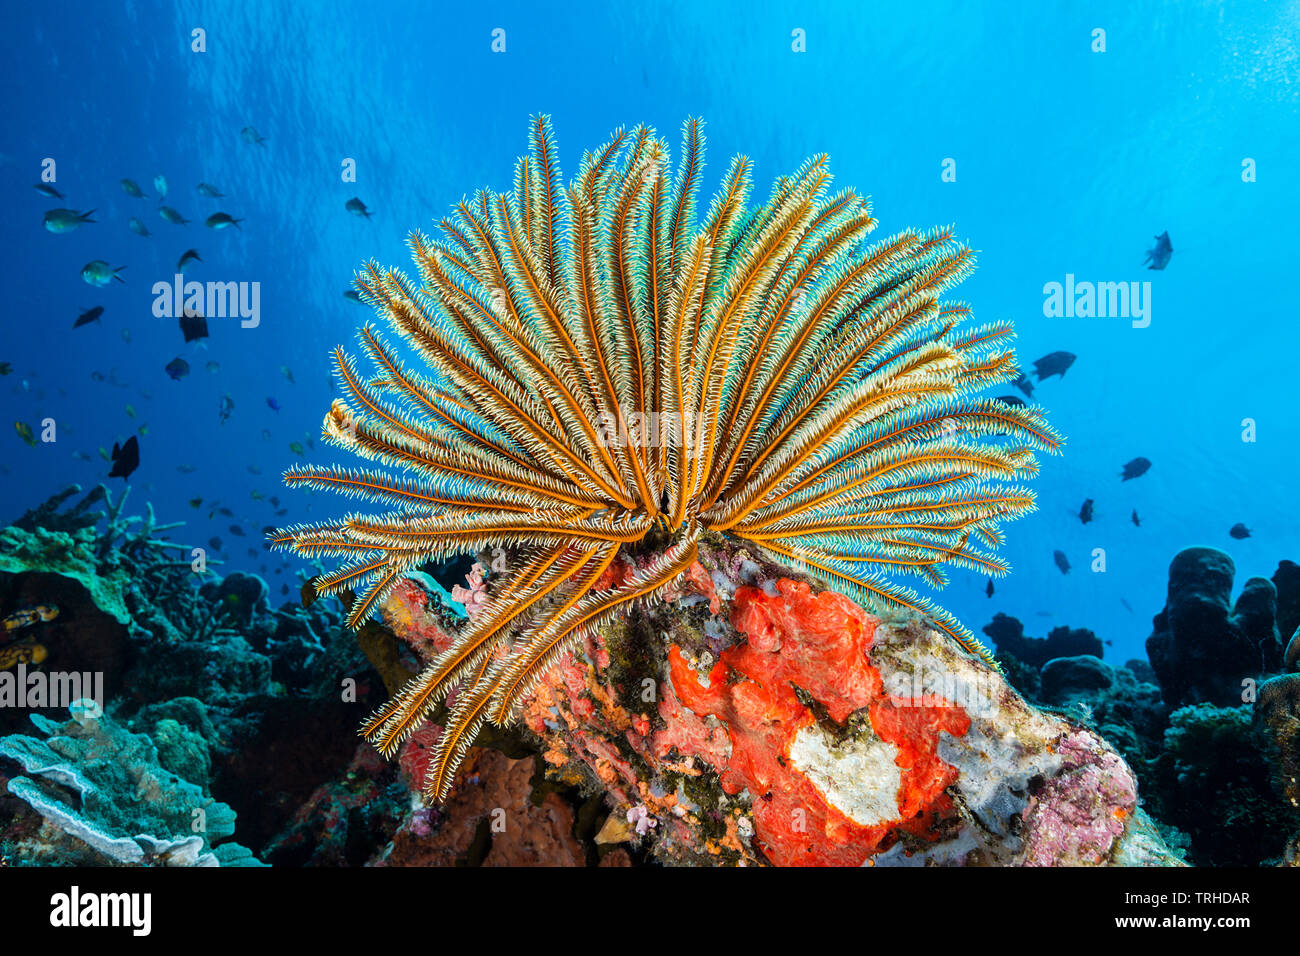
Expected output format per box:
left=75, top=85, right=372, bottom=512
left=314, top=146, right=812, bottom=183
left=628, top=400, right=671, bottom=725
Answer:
left=3, top=0, right=1297, bottom=663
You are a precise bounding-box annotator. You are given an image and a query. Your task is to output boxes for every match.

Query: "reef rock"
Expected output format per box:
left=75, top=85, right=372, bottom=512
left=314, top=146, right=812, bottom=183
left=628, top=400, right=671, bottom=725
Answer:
left=1146, top=700, right=1297, bottom=865
left=199, top=571, right=270, bottom=628
left=379, top=542, right=1181, bottom=867
left=1146, top=548, right=1284, bottom=708
left=0, top=701, right=262, bottom=866
left=1254, top=674, right=1300, bottom=861
left=1273, top=561, right=1300, bottom=649
left=1040, top=655, right=1115, bottom=705
left=982, top=613, right=1103, bottom=668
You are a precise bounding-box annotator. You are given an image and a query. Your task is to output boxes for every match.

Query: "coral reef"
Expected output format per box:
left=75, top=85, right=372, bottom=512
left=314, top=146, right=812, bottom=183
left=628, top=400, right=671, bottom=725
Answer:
left=6, top=481, right=1298, bottom=868
left=1143, top=702, right=1297, bottom=866
left=375, top=538, right=1175, bottom=866
left=983, top=550, right=1300, bottom=867
left=0, top=701, right=261, bottom=866
left=0, top=489, right=393, bottom=865
left=1146, top=548, right=1283, bottom=708
left=1253, top=675, right=1300, bottom=864
left=983, top=613, right=1103, bottom=669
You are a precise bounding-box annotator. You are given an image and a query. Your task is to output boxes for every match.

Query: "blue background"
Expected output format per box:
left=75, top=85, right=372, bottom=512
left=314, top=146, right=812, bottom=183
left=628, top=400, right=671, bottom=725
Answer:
left=3, top=0, right=1297, bottom=663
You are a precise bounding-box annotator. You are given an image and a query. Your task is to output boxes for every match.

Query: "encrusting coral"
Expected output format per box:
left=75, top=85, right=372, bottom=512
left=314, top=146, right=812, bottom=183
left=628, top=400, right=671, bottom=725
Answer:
left=273, top=116, right=1061, bottom=802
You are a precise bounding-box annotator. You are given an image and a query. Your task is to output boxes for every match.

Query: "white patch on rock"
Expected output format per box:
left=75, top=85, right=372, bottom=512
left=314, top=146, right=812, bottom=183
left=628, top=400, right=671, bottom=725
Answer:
left=788, top=724, right=902, bottom=827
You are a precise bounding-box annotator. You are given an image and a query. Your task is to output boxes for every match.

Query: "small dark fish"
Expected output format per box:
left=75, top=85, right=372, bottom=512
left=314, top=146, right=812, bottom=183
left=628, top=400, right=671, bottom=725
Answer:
left=74, top=306, right=104, bottom=329
left=995, top=394, right=1026, bottom=408
left=177, top=249, right=202, bottom=273
left=43, top=208, right=96, bottom=233
left=189, top=496, right=203, bottom=508
left=985, top=579, right=994, bottom=598
left=1078, top=498, right=1094, bottom=524
left=1120, top=598, right=1134, bottom=613
left=240, top=125, right=267, bottom=146
left=345, top=197, right=372, bottom=219
left=180, top=309, right=209, bottom=343
left=1103, top=640, right=1113, bottom=647
left=197, top=182, right=225, bottom=198
left=159, top=206, right=190, bottom=225
left=108, top=435, right=139, bottom=480
left=15, top=422, right=36, bottom=446
left=1012, top=372, right=1035, bottom=398
left=205, top=212, right=243, bottom=230
left=266, top=397, right=280, bottom=411
left=209, top=537, right=223, bottom=550
left=34, top=183, right=64, bottom=199
left=274, top=507, right=288, bottom=516
left=229, top=525, right=246, bottom=537
left=1144, top=231, right=1173, bottom=271
left=1131, top=509, right=1141, bottom=527
left=280, top=584, right=289, bottom=596
left=343, top=290, right=363, bottom=303
left=261, top=525, right=276, bottom=538
left=120, top=178, right=147, bottom=198
left=219, top=393, right=235, bottom=424
left=1229, top=523, right=1251, bottom=540
left=0, top=362, right=12, bottom=375
left=127, top=217, right=150, bottom=237
left=269, top=496, right=280, bottom=507
left=1053, top=550, right=1070, bottom=575
left=164, top=357, right=190, bottom=381
left=1032, top=351, right=1076, bottom=381
left=247, top=548, right=259, bottom=558
left=217, top=507, right=233, bottom=517
left=1120, top=457, right=1151, bottom=481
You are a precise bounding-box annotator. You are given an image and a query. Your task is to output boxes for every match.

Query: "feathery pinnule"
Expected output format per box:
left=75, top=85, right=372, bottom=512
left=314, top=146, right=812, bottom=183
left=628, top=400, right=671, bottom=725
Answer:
left=273, top=116, right=1063, bottom=802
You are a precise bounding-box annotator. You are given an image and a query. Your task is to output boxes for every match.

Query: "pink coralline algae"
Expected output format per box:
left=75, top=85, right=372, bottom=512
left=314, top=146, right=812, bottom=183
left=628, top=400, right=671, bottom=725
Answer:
left=1020, top=730, right=1137, bottom=866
